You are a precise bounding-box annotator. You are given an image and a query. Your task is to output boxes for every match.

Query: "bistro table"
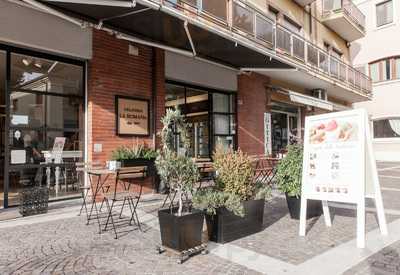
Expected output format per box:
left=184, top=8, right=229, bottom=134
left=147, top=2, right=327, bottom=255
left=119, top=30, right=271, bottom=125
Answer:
left=85, top=168, right=116, bottom=233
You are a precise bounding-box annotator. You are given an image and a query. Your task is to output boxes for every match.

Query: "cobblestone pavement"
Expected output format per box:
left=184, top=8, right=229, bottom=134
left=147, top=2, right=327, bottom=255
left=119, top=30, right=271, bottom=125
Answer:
left=0, top=214, right=259, bottom=275
left=231, top=197, right=397, bottom=265
left=1, top=162, right=400, bottom=275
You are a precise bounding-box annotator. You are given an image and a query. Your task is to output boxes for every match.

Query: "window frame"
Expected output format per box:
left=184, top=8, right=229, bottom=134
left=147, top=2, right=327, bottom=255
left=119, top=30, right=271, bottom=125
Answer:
left=376, top=0, right=394, bottom=28
left=369, top=56, right=400, bottom=83
left=165, top=80, right=237, bottom=158
left=373, top=117, right=400, bottom=140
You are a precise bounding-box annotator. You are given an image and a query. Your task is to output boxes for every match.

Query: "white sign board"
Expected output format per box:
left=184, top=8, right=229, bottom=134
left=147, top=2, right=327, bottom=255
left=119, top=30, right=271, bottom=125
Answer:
left=264, top=113, right=272, bottom=155
left=51, top=137, right=66, bottom=164
left=299, top=109, right=387, bottom=248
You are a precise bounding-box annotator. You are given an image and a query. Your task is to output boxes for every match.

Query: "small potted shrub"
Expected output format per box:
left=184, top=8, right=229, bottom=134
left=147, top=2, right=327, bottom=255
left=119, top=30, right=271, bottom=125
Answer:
left=275, top=144, right=322, bottom=220
left=111, top=143, right=158, bottom=167
left=193, top=145, right=271, bottom=243
left=156, top=108, right=203, bottom=252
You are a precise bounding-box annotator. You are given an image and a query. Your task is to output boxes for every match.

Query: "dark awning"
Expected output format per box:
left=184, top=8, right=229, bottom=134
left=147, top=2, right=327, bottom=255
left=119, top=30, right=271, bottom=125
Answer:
left=38, top=0, right=294, bottom=70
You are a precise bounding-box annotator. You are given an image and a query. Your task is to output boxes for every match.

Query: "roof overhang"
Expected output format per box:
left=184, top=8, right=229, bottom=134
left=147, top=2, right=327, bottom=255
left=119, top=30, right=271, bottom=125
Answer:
left=34, top=0, right=293, bottom=71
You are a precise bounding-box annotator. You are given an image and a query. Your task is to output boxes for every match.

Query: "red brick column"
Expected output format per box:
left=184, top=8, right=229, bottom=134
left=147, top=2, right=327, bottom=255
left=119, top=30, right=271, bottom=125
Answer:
left=87, top=29, right=165, bottom=193
left=237, top=73, right=270, bottom=156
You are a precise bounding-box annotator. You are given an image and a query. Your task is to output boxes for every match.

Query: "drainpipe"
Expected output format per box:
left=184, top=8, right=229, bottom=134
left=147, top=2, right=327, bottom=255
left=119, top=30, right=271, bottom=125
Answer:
left=151, top=47, right=157, bottom=149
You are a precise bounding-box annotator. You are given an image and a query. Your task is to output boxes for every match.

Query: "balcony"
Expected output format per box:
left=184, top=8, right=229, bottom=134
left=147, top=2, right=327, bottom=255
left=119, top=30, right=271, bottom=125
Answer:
left=322, top=0, right=366, bottom=42
left=293, top=0, right=316, bottom=6
left=41, top=0, right=372, bottom=102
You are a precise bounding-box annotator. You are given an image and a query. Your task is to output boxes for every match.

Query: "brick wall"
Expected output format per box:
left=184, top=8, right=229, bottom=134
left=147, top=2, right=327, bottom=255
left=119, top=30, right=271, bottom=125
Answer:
left=237, top=73, right=270, bottom=156
left=87, top=29, right=165, bottom=193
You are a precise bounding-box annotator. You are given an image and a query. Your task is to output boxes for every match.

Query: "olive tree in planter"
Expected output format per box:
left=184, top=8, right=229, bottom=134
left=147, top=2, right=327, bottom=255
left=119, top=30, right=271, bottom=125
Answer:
left=193, top=145, right=271, bottom=243
left=275, top=144, right=322, bottom=220
left=155, top=108, right=202, bottom=253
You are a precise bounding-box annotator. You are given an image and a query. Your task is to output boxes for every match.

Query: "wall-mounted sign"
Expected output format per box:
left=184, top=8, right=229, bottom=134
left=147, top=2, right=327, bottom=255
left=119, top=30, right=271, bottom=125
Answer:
left=116, top=96, right=150, bottom=136
left=264, top=113, right=272, bottom=155
left=299, top=109, right=387, bottom=248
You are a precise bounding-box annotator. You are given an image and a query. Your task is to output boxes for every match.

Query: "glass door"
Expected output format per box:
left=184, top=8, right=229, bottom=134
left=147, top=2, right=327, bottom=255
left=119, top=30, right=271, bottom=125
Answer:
left=0, top=51, right=5, bottom=208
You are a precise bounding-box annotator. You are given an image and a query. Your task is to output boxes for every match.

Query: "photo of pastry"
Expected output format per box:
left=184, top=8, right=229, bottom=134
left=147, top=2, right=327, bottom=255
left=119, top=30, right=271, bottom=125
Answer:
left=309, top=119, right=358, bottom=144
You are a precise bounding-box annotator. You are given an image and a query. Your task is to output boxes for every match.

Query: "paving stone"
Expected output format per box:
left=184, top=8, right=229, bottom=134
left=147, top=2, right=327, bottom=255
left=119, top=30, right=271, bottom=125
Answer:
left=0, top=214, right=260, bottom=275
left=231, top=196, right=398, bottom=265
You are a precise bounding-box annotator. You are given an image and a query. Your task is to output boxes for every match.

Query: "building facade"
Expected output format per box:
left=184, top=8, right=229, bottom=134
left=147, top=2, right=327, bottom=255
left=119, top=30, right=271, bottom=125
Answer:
left=351, top=0, right=400, bottom=162
left=0, top=0, right=370, bottom=208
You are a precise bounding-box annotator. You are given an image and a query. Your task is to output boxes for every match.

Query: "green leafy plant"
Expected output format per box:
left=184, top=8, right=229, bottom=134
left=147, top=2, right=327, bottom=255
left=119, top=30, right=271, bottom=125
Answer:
left=275, top=144, right=303, bottom=197
left=193, top=145, right=271, bottom=217
left=111, top=144, right=158, bottom=161
left=155, top=108, right=200, bottom=216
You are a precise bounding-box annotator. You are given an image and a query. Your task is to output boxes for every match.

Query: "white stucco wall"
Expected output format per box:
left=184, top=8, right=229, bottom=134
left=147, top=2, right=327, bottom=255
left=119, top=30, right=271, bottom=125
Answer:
left=351, top=0, right=400, bottom=162
left=0, top=0, right=92, bottom=59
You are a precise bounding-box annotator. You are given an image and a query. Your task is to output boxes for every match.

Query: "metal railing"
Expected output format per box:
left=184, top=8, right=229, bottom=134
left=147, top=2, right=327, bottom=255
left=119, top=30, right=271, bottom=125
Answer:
left=157, top=0, right=372, bottom=97
left=323, top=0, right=366, bottom=31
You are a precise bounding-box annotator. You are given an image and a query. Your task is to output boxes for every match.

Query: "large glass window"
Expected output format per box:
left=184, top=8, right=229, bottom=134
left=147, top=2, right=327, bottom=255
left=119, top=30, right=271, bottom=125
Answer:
left=7, top=52, right=84, bottom=206
left=374, top=118, right=400, bottom=139
left=369, top=56, right=400, bottom=82
left=376, top=0, right=393, bottom=27
left=165, top=82, right=236, bottom=158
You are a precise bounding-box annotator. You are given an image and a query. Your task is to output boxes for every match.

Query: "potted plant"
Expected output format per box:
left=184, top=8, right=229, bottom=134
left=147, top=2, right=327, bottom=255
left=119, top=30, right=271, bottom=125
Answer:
left=111, top=143, right=158, bottom=167
left=155, top=108, right=203, bottom=252
left=193, top=145, right=271, bottom=244
left=275, top=144, right=322, bottom=220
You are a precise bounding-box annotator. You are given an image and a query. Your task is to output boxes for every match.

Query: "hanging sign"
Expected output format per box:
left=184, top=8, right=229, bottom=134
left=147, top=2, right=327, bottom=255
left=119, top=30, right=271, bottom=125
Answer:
left=264, top=113, right=272, bottom=155
left=299, top=109, right=388, bottom=248
left=116, top=96, right=150, bottom=136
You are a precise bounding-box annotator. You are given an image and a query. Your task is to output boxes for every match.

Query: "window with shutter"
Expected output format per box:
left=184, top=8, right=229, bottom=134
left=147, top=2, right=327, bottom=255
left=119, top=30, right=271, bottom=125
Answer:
left=376, top=0, right=393, bottom=27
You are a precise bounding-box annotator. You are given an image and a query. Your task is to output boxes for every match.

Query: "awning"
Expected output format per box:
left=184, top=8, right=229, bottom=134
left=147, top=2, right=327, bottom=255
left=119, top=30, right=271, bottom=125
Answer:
left=30, top=0, right=294, bottom=70
left=288, top=91, right=333, bottom=111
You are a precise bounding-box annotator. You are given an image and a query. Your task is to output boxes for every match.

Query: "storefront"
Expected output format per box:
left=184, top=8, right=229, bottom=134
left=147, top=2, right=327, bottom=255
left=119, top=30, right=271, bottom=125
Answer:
left=0, top=0, right=91, bottom=208
left=0, top=45, right=85, bottom=208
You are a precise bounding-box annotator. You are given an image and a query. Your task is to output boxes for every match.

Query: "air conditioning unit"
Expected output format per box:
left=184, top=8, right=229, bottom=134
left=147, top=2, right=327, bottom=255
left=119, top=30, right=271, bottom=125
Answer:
left=311, top=89, right=328, bottom=101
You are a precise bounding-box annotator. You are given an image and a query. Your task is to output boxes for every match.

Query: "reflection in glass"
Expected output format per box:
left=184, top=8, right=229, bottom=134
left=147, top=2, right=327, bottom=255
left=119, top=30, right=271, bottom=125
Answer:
left=214, top=114, right=229, bottom=135
left=214, top=136, right=234, bottom=150
left=11, top=53, right=83, bottom=95
left=7, top=52, right=84, bottom=206
left=202, top=0, right=228, bottom=21
left=233, top=2, right=254, bottom=34
left=213, top=93, right=229, bottom=113
left=10, top=92, right=44, bottom=128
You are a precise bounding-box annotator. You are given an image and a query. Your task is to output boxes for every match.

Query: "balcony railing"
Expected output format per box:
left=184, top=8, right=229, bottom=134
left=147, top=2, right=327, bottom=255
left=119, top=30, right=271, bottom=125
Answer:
left=156, top=0, right=372, bottom=97
left=323, top=0, right=366, bottom=32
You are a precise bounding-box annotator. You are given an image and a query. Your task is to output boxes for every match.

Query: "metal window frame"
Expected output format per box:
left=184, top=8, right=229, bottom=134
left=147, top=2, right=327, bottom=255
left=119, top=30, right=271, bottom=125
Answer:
left=0, top=43, right=86, bottom=208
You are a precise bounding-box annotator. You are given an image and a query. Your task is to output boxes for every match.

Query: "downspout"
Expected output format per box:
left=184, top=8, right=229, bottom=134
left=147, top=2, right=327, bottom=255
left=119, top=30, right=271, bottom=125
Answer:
left=151, top=47, right=157, bottom=149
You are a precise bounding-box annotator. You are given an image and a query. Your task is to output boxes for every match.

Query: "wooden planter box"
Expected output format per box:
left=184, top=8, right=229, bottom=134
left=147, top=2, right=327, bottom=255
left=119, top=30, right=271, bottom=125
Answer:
left=285, top=193, right=322, bottom=220
left=205, top=199, right=265, bottom=244
left=158, top=208, right=204, bottom=252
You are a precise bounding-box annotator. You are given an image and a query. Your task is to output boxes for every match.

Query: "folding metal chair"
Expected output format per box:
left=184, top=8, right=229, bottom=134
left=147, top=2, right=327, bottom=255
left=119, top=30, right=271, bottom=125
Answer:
left=76, top=162, right=106, bottom=220
left=103, top=166, right=147, bottom=239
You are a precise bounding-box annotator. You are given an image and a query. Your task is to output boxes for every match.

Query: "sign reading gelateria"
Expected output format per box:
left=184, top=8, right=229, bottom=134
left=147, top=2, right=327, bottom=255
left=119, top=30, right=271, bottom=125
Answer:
left=116, top=96, right=150, bottom=136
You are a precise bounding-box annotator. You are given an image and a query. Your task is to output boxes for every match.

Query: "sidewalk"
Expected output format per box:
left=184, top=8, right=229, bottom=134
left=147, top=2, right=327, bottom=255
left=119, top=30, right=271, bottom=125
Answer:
left=0, top=162, right=400, bottom=275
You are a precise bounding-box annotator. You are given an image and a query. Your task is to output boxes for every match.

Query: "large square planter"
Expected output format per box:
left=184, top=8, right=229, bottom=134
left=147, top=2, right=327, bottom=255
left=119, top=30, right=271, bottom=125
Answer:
left=285, top=193, right=322, bottom=220
left=158, top=208, right=204, bottom=252
left=205, top=199, right=265, bottom=244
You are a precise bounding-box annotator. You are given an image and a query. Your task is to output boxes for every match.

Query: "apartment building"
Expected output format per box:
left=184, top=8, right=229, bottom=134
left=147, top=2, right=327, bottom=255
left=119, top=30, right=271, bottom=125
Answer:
left=351, top=0, right=400, bottom=162
left=0, top=0, right=369, bottom=208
